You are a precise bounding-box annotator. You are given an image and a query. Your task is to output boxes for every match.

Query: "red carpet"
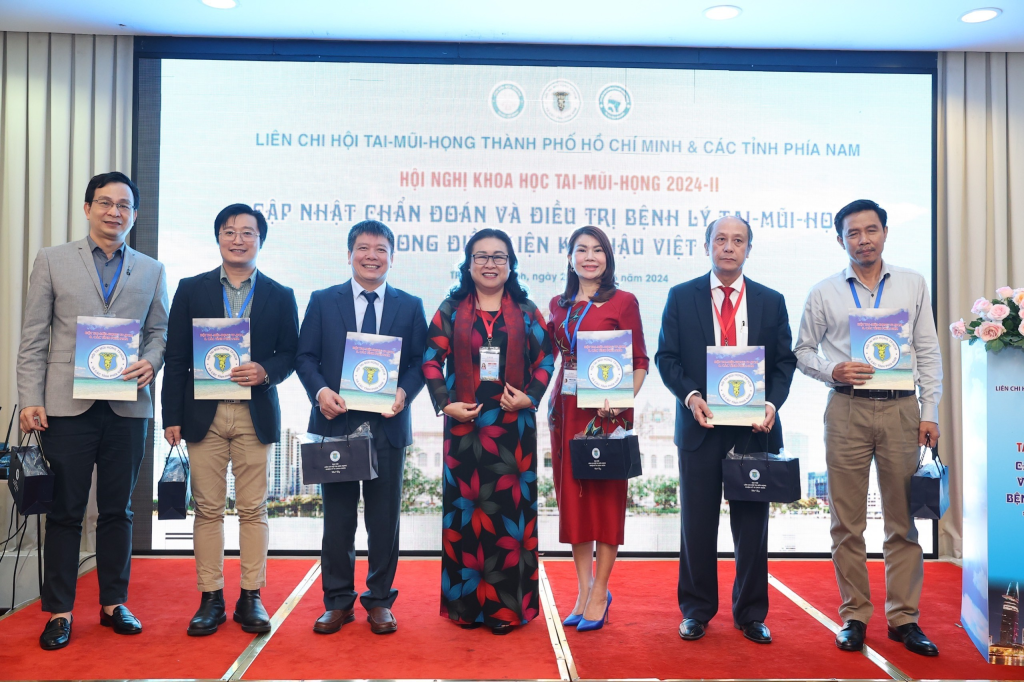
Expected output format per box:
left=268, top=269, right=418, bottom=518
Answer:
left=769, top=560, right=1024, bottom=680
left=0, top=558, right=316, bottom=681
left=243, top=558, right=561, bottom=680
left=543, top=559, right=885, bottom=680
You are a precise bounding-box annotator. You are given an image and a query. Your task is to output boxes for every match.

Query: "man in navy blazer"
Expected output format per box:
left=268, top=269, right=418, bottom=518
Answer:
left=162, top=204, right=299, bottom=636
left=656, top=216, right=796, bottom=645
left=295, top=220, right=426, bottom=635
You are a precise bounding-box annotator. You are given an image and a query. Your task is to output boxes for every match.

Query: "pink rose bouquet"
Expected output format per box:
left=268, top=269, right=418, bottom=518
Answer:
left=956, top=285, right=1024, bottom=351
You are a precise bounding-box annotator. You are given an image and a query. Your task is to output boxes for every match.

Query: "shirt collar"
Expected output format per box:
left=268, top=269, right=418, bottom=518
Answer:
left=352, top=278, right=387, bottom=300
left=709, top=271, right=744, bottom=291
left=219, top=265, right=258, bottom=289
left=86, top=235, right=126, bottom=261
left=844, top=260, right=890, bottom=287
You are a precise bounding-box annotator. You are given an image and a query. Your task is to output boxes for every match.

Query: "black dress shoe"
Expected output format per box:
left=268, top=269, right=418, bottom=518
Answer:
left=736, top=620, right=772, bottom=643
left=679, top=618, right=706, bottom=640
left=491, top=624, right=514, bottom=635
left=99, top=605, right=142, bottom=634
left=40, top=616, right=72, bottom=650
left=836, top=619, right=866, bottom=651
left=888, top=623, right=939, bottom=656
left=188, top=590, right=227, bottom=636
left=234, top=588, right=271, bottom=633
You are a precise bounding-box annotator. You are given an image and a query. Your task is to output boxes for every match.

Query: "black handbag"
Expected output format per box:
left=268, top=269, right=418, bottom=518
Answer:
left=7, top=431, right=55, bottom=516
left=569, top=419, right=643, bottom=480
left=722, top=440, right=801, bottom=504
left=300, top=423, right=379, bottom=485
left=910, top=446, right=949, bottom=520
left=158, top=445, right=190, bottom=520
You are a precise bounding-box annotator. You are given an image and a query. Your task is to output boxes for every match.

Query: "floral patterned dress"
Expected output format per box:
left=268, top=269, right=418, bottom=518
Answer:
left=423, top=296, right=553, bottom=626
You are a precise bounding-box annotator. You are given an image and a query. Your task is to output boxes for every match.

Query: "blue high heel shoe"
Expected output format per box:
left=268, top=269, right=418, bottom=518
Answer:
left=562, top=612, right=583, bottom=627
left=576, top=591, right=612, bottom=632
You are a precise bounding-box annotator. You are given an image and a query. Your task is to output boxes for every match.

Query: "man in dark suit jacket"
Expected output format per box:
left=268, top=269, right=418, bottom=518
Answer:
left=656, top=216, right=796, bottom=645
left=162, top=204, right=299, bottom=636
left=295, top=220, right=426, bottom=635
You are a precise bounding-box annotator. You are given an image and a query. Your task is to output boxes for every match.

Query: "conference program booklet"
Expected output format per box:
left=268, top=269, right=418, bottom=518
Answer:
left=576, top=329, right=634, bottom=409
left=193, top=318, right=251, bottom=400
left=338, top=332, right=402, bottom=414
left=848, top=308, right=914, bottom=390
left=73, top=316, right=141, bottom=401
left=706, top=345, right=765, bottom=426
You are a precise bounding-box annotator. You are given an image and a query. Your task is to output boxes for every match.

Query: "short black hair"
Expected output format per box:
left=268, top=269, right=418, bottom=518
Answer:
left=705, top=215, right=753, bottom=246
left=348, top=220, right=395, bottom=253
left=214, top=203, right=268, bottom=246
left=835, top=199, right=887, bottom=238
left=85, top=172, right=140, bottom=210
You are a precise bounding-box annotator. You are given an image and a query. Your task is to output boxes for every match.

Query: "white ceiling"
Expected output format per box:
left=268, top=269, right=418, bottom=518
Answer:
left=1, top=0, right=1022, bottom=52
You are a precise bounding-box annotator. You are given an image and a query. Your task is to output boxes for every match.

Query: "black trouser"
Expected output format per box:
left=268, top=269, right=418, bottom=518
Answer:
left=320, top=415, right=405, bottom=612
left=39, top=401, right=147, bottom=613
left=678, top=427, right=769, bottom=625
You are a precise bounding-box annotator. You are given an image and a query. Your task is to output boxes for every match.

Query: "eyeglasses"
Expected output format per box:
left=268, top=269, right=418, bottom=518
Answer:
left=91, top=199, right=134, bottom=214
left=220, top=229, right=259, bottom=242
left=472, top=253, right=509, bottom=265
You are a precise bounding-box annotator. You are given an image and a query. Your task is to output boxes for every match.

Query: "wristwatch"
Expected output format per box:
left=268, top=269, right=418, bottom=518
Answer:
left=262, top=374, right=270, bottom=386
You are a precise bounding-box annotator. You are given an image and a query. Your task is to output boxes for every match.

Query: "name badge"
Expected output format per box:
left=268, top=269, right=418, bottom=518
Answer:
left=479, top=346, right=501, bottom=382
left=562, top=368, right=577, bottom=395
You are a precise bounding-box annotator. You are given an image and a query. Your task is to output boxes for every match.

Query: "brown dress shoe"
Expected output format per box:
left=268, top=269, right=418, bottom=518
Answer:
left=366, top=606, right=397, bottom=634
left=313, top=609, right=354, bottom=634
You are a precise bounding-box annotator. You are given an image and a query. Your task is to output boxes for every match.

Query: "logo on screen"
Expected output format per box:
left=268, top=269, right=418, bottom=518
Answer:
left=863, top=334, right=901, bottom=370
left=204, top=345, right=239, bottom=381
left=718, top=372, right=755, bottom=406
left=490, top=82, right=525, bottom=120
left=598, top=84, right=632, bottom=121
left=88, top=344, right=127, bottom=380
left=353, top=359, right=389, bottom=393
left=541, top=80, right=581, bottom=123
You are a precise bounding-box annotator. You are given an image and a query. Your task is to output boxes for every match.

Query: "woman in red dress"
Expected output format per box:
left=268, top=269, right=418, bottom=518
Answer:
left=547, top=225, right=648, bottom=631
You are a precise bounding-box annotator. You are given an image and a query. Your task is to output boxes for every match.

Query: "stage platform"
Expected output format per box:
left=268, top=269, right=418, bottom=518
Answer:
left=0, top=557, right=1017, bottom=681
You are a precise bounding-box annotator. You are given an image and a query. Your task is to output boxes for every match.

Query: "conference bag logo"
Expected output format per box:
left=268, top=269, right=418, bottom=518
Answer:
left=88, top=344, right=128, bottom=380
left=541, top=80, right=581, bottom=123
left=719, top=372, right=755, bottom=406
left=330, top=451, right=342, bottom=463
left=589, top=356, right=623, bottom=390
left=597, top=84, right=632, bottom=121
left=591, top=447, right=601, bottom=460
left=864, top=334, right=901, bottom=371
left=490, top=82, right=526, bottom=120
left=353, top=359, right=389, bottom=393
left=204, top=345, right=240, bottom=381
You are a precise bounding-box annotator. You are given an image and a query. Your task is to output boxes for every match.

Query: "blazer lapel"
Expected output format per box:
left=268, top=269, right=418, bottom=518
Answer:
left=77, top=240, right=106, bottom=303
left=336, top=281, right=358, bottom=333
left=694, top=274, right=716, bottom=346
left=105, top=248, right=135, bottom=308
left=204, top=268, right=225, bottom=316
left=378, top=284, right=399, bottom=337
left=248, top=271, right=270, bottom=321
left=744, top=278, right=763, bottom=347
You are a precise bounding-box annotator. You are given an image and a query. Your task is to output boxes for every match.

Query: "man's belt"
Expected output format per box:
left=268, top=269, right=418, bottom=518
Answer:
left=834, top=385, right=916, bottom=400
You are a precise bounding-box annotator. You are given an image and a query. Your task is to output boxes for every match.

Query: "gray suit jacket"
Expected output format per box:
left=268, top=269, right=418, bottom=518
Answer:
left=17, top=237, right=169, bottom=418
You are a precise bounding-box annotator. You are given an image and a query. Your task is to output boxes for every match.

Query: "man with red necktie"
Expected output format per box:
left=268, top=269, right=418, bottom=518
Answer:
left=656, top=216, right=797, bottom=645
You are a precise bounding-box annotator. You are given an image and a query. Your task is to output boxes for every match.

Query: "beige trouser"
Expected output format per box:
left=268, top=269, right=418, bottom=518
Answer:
left=188, top=402, right=271, bottom=592
left=824, top=391, right=923, bottom=627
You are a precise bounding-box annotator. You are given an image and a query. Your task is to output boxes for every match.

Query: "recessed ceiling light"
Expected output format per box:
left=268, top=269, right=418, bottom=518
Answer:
left=960, top=7, right=1001, bottom=23
left=201, top=0, right=237, bottom=8
left=704, top=5, right=742, bottom=20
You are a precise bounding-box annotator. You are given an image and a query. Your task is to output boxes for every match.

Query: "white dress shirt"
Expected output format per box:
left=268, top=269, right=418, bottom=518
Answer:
left=316, top=279, right=388, bottom=402
left=794, top=260, right=943, bottom=422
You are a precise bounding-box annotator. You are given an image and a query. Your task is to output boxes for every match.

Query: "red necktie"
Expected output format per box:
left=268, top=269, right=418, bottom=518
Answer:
left=719, top=286, right=736, bottom=346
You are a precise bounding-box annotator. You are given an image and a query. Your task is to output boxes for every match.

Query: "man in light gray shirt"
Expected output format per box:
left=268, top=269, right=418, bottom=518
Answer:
left=794, top=199, right=941, bottom=658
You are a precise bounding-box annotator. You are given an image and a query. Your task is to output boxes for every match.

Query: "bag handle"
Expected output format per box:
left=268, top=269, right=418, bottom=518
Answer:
left=18, top=429, right=50, bottom=468
left=168, top=444, right=189, bottom=477
left=918, top=445, right=944, bottom=469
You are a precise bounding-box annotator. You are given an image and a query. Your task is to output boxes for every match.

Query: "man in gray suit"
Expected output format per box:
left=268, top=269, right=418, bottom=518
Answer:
left=18, top=172, right=168, bottom=651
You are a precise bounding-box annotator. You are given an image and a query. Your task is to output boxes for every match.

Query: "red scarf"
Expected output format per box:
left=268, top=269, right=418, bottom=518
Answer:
left=454, top=292, right=526, bottom=403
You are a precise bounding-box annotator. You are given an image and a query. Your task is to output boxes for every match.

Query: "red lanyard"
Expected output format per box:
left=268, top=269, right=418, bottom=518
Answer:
left=711, top=280, right=746, bottom=345
left=479, top=310, right=498, bottom=345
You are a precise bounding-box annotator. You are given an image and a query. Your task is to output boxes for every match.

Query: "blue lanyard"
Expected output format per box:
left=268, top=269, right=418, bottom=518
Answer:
left=849, top=277, right=885, bottom=309
left=95, top=255, right=125, bottom=306
left=223, top=281, right=257, bottom=319
left=563, top=296, right=595, bottom=355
